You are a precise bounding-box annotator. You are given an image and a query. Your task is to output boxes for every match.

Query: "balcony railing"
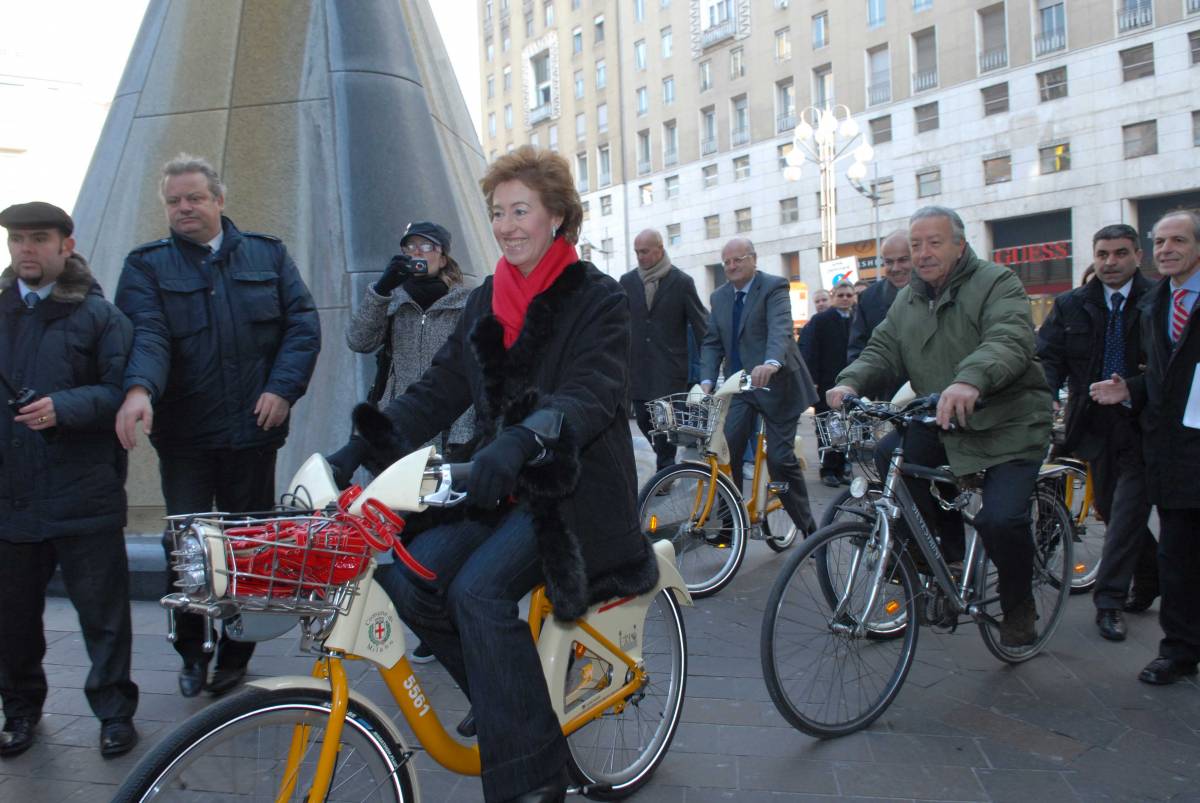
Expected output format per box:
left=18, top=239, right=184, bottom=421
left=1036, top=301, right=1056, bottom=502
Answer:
left=1035, top=29, right=1066, bottom=56
left=868, top=81, right=890, bottom=106
left=529, top=104, right=552, bottom=125
left=731, top=127, right=750, bottom=146
left=912, top=68, right=938, bottom=92
left=637, top=159, right=651, bottom=175
left=1117, top=2, right=1152, bottom=32
left=701, top=19, right=736, bottom=48
left=776, top=112, right=796, bottom=133
left=664, top=147, right=678, bottom=166
left=979, top=47, right=1007, bottom=72
left=701, top=136, right=718, bottom=155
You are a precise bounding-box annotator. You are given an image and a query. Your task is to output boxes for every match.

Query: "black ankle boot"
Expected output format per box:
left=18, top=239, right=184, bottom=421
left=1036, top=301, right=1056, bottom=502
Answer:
left=504, top=766, right=570, bottom=803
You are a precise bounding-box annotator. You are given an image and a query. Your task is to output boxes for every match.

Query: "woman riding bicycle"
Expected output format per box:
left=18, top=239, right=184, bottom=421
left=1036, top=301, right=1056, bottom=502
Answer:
left=327, top=146, right=659, bottom=803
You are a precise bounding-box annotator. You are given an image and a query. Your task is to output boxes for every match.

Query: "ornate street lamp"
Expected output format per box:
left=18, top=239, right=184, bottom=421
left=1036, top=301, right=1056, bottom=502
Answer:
left=782, top=104, right=874, bottom=262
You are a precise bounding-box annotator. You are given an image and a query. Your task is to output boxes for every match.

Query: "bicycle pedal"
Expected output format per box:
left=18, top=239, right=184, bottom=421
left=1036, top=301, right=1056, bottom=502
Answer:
left=767, top=481, right=789, bottom=494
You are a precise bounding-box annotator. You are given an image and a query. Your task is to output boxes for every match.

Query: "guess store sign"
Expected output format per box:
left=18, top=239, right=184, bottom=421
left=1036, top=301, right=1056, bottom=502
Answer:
left=992, top=239, right=1072, bottom=295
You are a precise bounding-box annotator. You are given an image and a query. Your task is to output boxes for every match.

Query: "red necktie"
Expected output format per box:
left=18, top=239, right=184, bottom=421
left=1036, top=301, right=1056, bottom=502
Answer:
left=1171, top=288, right=1189, bottom=343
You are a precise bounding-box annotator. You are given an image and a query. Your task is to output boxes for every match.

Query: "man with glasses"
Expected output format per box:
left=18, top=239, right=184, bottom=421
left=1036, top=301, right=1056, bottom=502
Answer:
left=700, top=237, right=819, bottom=536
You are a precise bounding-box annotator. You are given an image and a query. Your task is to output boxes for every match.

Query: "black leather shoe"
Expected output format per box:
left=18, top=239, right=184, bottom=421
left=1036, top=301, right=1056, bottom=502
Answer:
left=456, top=709, right=477, bottom=738
left=1124, top=589, right=1159, bottom=613
left=1096, top=609, right=1127, bottom=642
left=206, top=666, right=247, bottom=697
left=821, top=474, right=841, bottom=488
left=503, top=766, right=570, bottom=803
left=0, top=716, right=37, bottom=758
left=999, top=597, right=1037, bottom=648
left=1138, top=657, right=1199, bottom=685
left=100, top=718, right=138, bottom=758
left=178, top=663, right=206, bottom=698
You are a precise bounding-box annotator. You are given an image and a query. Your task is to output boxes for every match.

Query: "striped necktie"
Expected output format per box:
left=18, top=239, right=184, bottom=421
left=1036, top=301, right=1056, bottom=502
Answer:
left=1171, top=288, right=1189, bottom=344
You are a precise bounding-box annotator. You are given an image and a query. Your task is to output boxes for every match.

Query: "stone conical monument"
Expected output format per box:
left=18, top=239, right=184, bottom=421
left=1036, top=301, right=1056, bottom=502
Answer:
left=73, top=0, right=493, bottom=529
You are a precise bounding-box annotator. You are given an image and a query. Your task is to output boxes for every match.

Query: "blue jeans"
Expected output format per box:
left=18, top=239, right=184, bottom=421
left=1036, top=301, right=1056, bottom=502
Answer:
left=376, top=508, right=569, bottom=802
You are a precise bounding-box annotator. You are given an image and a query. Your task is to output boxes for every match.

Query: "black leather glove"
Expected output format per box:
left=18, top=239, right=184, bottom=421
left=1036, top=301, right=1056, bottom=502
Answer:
left=376, top=255, right=412, bottom=295
left=326, top=435, right=370, bottom=489
left=468, top=427, right=541, bottom=509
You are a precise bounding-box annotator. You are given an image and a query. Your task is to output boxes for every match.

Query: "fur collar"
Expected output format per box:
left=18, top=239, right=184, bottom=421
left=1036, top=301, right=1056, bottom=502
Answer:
left=0, top=253, right=96, bottom=304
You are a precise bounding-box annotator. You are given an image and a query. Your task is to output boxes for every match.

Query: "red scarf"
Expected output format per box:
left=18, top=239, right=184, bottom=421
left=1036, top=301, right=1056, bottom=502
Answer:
left=492, top=236, right=579, bottom=348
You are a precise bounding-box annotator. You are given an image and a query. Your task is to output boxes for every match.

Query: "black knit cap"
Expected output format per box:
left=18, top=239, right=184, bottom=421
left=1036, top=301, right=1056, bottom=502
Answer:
left=400, top=221, right=451, bottom=254
left=0, top=201, right=74, bottom=236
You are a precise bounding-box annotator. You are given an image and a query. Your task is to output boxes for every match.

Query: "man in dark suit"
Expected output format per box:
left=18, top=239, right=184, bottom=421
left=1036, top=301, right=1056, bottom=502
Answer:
left=1092, top=210, right=1200, bottom=685
left=848, top=231, right=912, bottom=363
left=700, top=237, right=819, bottom=535
left=620, top=229, right=708, bottom=471
left=1038, top=224, right=1157, bottom=642
left=802, top=280, right=857, bottom=487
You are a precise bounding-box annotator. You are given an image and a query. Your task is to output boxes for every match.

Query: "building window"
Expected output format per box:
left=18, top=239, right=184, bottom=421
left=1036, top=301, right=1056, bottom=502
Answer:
left=594, top=14, right=605, bottom=43
left=735, top=207, right=752, bottom=233
left=733, top=154, right=750, bottom=181
left=661, top=26, right=673, bottom=58
left=640, top=183, right=653, bottom=206
left=1037, top=66, right=1067, bottom=101
left=576, top=152, right=589, bottom=191
left=873, top=176, right=895, bottom=204
left=525, top=15, right=533, bottom=37
left=667, top=223, right=682, bottom=246
left=595, top=59, right=607, bottom=89
left=636, top=86, right=649, bottom=115
left=544, top=0, right=554, bottom=27
left=1193, top=110, right=1200, bottom=148
left=580, top=199, right=589, bottom=221
left=665, top=175, right=680, bottom=199
left=1191, top=30, right=1200, bottom=66
left=663, top=121, right=679, bottom=165
left=504, top=103, right=513, bottom=129
left=1039, top=142, right=1070, bottom=173
left=487, top=75, right=495, bottom=99
left=776, top=79, right=796, bottom=132
left=597, top=103, right=608, bottom=133
left=502, top=29, right=510, bottom=52
left=868, top=0, right=886, bottom=28
left=912, top=27, right=938, bottom=92
left=699, top=60, right=713, bottom=91
left=913, top=0, right=932, bottom=10
left=704, top=214, right=721, bottom=239
left=635, top=39, right=647, bottom=70
left=812, top=12, right=828, bottom=49
left=1117, top=0, right=1153, bottom=32
left=488, top=112, right=497, bottom=138
left=575, top=112, right=586, bottom=139
left=869, top=115, right=892, bottom=144
left=1035, top=1, right=1066, bottom=56
left=704, top=0, right=733, bottom=29
left=776, top=28, right=792, bottom=61
left=978, top=3, right=1007, bottom=72
left=983, top=154, right=1011, bottom=184
left=531, top=54, right=551, bottom=110
left=730, top=47, right=745, bottom=79
left=813, top=64, right=833, bottom=108
left=1122, top=120, right=1157, bottom=158
left=572, top=27, right=583, bottom=54
left=916, top=168, right=941, bottom=197
left=700, top=107, right=717, bottom=154
left=702, top=163, right=718, bottom=188
left=780, top=197, right=799, bottom=224
left=731, top=95, right=749, bottom=146
left=548, top=124, right=558, bottom=151
left=634, top=0, right=644, bottom=22
left=503, top=66, right=512, bottom=93
left=1120, top=43, right=1155, bottom=81
left=637, top=130, right=652, bottom=174
left=914, top=101, right=939, bottom=133
left=574, top=69, right=584, bottom=98
left=663, top=76, right=676, bottom=105
left=600, top=194, right=612, bottom=215
left=777, top=142, right=794, bottom=169
left=867, top=45, right=890, bottom=106
left=487, top=41, right=495, bottom=62
left=981, top=83, right=1008, bottom=116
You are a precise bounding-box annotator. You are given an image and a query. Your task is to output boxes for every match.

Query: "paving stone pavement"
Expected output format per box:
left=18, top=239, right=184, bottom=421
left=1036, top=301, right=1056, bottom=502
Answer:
left=4, top=422, right=1199, bottom=802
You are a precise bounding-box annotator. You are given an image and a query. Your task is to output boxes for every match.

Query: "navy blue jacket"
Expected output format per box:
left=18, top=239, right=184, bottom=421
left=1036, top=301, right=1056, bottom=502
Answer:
left=115, top=217, right=320, bottom=452
left=0, top=256, right=132, bottom=542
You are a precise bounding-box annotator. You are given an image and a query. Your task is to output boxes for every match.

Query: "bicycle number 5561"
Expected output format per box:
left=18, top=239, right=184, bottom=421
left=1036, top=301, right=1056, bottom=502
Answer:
left=403, top=674, right=431, bottom=717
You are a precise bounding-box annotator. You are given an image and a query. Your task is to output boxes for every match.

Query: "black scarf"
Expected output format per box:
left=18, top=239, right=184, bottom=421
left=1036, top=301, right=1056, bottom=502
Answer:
left=403, top=275, right=450, bottom=311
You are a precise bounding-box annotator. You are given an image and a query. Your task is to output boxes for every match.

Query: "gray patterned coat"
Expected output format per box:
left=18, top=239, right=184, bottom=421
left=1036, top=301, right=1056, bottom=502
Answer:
left=346, top=282, right=474, bottom=445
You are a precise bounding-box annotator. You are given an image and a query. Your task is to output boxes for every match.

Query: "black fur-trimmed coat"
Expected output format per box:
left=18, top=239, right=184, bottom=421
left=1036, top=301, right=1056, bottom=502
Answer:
left=356, top=260, right=657, bottom=620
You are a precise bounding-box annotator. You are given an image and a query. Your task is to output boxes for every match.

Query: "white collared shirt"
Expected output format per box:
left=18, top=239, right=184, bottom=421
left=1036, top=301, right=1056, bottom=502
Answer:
left=17, top=278, right=55, bottom=303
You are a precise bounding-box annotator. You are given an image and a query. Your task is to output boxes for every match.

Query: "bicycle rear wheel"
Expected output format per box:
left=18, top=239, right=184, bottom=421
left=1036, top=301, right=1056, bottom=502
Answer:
left=565, top=589, right=688, bottom=799
left=761, top=521, right=919, bottom=739
left=763, top=497, right=799, bottom=552
left=639, top=464, right=748, bottom=597
left=112, top=687, right=414, bottom=802
left=1062, top=470, right=1103, bottom=593
left=975, top=487, right=1074, bottom=664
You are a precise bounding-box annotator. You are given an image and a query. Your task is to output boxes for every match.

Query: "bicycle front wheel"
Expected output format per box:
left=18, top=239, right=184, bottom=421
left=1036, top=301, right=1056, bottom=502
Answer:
left=639, top=464, right=748, bottom=597
left=565, top=589, right=688, bottom=799
left=112, top=687, right=415, bottom=803
left=975, top=488, right=1074, bottom=664
left=762, top=497, right=799, bottom=552
left=761, top=521, right=919, bottom=739
left=1063, top=470, right=1103, bottom=593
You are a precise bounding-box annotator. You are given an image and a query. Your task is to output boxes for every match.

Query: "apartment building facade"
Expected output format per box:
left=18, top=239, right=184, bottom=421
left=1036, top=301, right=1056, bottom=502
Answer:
left=479, top=0, right=1200, bottom=322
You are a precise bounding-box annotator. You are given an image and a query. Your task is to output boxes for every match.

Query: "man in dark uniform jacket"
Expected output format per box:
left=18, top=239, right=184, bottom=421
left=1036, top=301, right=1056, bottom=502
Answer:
left=1092, top=210, right=1200, bottom=685
left=1038, top=224, right=1156, bottom=642
left=848, top=231, right=913, bottom=364
left=802, top=280, right=858, bottom=486
left=619, top=229, right=708, bottom=471
left=114, top=155, right=320, bottom=699
left=0, top=203, right=137, bottom=758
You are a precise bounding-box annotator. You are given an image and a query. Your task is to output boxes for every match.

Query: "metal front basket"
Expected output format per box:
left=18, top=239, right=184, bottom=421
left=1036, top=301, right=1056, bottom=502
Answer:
left=814, top=408, right=895, bottom=482
left=645, top=393, right=722, bottom=446
left=166, top=512, right=378, bottom=619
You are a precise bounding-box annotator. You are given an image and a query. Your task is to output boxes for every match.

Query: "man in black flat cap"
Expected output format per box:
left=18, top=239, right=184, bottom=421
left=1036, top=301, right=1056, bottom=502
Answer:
left=0, top=202, right=138, bottom=758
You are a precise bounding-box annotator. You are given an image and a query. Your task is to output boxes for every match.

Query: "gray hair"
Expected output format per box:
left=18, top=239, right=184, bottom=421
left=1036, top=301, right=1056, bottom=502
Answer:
left=910, top=205, right=965, bottom=244
left=1154, top=209, right=1200, bottom=241
left=160, top=153, right=226, bottom=201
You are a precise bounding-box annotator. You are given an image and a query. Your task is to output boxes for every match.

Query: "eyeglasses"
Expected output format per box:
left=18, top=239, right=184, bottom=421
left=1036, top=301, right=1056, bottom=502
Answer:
left=722, top=254, right=755, bottom=267
left=402, top=242, right=439, bottom=255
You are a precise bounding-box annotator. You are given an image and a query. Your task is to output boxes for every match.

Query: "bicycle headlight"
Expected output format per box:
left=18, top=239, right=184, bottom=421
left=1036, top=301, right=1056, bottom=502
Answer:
left=849, top=476, right=869, bottom=499
left=171, top=527, right=210, bottom=596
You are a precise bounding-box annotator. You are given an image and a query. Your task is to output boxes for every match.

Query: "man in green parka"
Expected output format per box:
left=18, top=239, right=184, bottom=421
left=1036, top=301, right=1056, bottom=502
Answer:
left=827, top=205, right=1053, bottom=647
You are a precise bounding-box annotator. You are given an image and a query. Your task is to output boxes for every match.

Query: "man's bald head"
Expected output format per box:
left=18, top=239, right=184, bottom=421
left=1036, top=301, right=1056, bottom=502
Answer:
left=634, top=229, right=665, bottom=269
left=880, top=230, right=913, bottom=289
